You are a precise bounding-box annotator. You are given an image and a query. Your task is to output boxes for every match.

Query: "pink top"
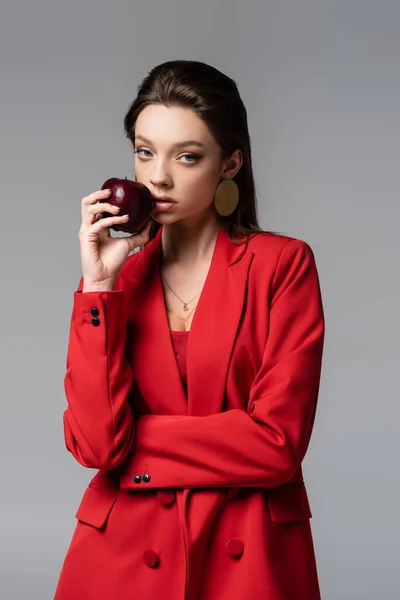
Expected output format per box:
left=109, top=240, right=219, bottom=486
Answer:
left=170, top=331, right=189, bottom=395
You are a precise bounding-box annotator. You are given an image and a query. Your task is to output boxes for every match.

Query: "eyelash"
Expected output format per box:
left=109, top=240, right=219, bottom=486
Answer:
left=134, top=148, right=202, bottom=164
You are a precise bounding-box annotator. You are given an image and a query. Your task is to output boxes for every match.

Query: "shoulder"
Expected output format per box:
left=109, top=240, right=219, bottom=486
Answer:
left=241, top=231, right=322, bottom=307
left=246, top=231, right=316, bottom=265
left=243, top=231, right=321, bottom=298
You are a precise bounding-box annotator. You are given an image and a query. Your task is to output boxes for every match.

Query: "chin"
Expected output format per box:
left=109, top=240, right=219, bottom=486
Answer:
left=151, top=210, right=180, bottom=222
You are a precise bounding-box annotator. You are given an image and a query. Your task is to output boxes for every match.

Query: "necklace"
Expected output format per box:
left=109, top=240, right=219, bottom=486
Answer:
left=160, top=272, right=201, bottom=312
left=166, top=302, right=198, bottom=322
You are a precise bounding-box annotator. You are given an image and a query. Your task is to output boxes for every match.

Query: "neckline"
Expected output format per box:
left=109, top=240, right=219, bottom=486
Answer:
left=170, top=330, right=190, bottom=334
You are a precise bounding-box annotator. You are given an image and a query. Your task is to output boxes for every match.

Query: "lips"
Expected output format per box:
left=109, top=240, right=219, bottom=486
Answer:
left=152, top=195, right=177, bottom=204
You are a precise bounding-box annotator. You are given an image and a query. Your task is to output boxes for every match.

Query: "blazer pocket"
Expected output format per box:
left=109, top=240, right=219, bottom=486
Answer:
left=75, top=484, right=118, bottom=529
left=266, top=481, right=312, bottom=524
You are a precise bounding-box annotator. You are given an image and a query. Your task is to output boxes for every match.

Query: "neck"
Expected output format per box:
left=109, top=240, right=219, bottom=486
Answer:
left=160, top=215, right=221, bottom=269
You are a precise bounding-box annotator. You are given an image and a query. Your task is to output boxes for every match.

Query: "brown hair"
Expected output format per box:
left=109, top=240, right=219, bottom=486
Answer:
left=123, top=60, right=279, bottom=244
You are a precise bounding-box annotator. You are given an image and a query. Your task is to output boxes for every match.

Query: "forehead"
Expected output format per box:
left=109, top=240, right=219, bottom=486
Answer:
left=135, top=104, right=215, bottom=146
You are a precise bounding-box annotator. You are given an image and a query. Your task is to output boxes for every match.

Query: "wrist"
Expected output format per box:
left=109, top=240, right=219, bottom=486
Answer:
left=82, top=278, right=117, bottom=293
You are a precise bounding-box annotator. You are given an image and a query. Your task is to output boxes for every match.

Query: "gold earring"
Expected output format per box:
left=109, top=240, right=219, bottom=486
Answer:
left=213, top=179, right=239, bottom=216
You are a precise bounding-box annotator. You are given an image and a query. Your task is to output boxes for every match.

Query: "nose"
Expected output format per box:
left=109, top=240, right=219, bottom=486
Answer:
left=150, top=178, right=170, bottom=191
left=149, top=164, right=172, bottom=189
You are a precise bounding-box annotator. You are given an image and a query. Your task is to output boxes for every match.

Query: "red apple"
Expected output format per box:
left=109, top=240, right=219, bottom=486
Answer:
left=99, top=177, right=154, bottom=233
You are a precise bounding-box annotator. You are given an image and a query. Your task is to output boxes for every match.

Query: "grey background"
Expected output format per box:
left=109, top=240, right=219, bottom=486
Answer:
left=1, top=1, right=398, bottom=598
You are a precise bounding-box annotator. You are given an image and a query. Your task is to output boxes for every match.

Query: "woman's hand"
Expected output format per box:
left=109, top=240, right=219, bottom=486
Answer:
left=78, top=188, right=152, bottom=291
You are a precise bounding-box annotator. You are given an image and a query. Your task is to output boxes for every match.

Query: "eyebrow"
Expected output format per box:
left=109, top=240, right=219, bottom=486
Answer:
left=135, top=135, right=205, bottom=149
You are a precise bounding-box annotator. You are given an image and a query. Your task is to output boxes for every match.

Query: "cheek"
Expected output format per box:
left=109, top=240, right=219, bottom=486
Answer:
left=184, top=178, right=217, bottom=208
left=184, top=164, right=219, bottom=193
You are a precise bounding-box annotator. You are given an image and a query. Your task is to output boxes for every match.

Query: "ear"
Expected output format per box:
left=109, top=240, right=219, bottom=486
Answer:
left=220, top=149, right=243, bottom=179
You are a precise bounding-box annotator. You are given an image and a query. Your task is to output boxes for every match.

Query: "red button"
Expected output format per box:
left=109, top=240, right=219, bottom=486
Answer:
left=157, top=490, right=176, bottom=506
left=226, top=538, right=244, bottom=558
left=143, top=548, right=159, bottom=568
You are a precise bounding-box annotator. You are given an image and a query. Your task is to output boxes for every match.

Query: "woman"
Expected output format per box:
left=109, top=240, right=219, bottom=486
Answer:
left=54, top=60, right=325, bottom=600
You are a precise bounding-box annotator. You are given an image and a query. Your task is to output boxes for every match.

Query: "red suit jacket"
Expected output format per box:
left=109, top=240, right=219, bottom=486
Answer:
left=54, top=224, right=325, bottom=600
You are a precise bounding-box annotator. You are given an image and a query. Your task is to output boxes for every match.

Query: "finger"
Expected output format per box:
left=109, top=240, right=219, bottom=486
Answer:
left=82, top=202, right=120, bottom=228
left=84, top=213, right=130, bottom=236
left=81, top=189, right=112, bottom=207
left=81, top=189, right=112, bottom=219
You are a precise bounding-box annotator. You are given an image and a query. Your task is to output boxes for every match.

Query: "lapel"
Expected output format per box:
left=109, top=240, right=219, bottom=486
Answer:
left=126, top=224, right=255, bottom=416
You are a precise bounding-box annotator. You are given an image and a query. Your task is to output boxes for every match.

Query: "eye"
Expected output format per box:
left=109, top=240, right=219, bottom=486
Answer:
left=179, top=153, right=201, bottom=164
left=134, top=148, right=201, bottom=164
left=134, top=148, right=152, bottom=158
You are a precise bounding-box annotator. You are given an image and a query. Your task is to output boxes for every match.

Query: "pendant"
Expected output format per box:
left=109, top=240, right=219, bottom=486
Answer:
left=183, top=304, right=188, bottom=311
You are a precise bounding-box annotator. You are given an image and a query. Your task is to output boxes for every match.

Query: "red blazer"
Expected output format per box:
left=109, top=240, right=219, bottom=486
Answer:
left=55, top=224, right=325, bottom=600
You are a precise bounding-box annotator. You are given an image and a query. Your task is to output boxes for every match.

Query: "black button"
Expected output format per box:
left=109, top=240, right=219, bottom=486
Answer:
left=133, top=474, right=142, bottom=484
left=143, top=473, right=151, bottom=483
left=90, top=307, right=99, bottom=317
left=91, top=317, right=101, bottom=327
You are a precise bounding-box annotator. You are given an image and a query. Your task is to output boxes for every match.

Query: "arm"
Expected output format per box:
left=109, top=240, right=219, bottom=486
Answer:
left=119, top=240, right=325, bottom=489
left=63, top=278, right=135, bottom=470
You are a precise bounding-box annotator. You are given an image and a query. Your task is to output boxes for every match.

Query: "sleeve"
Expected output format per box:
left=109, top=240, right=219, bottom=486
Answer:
left=119, top=240, right=325, bottom=489
left=62, top=276, right=135, bottom=470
